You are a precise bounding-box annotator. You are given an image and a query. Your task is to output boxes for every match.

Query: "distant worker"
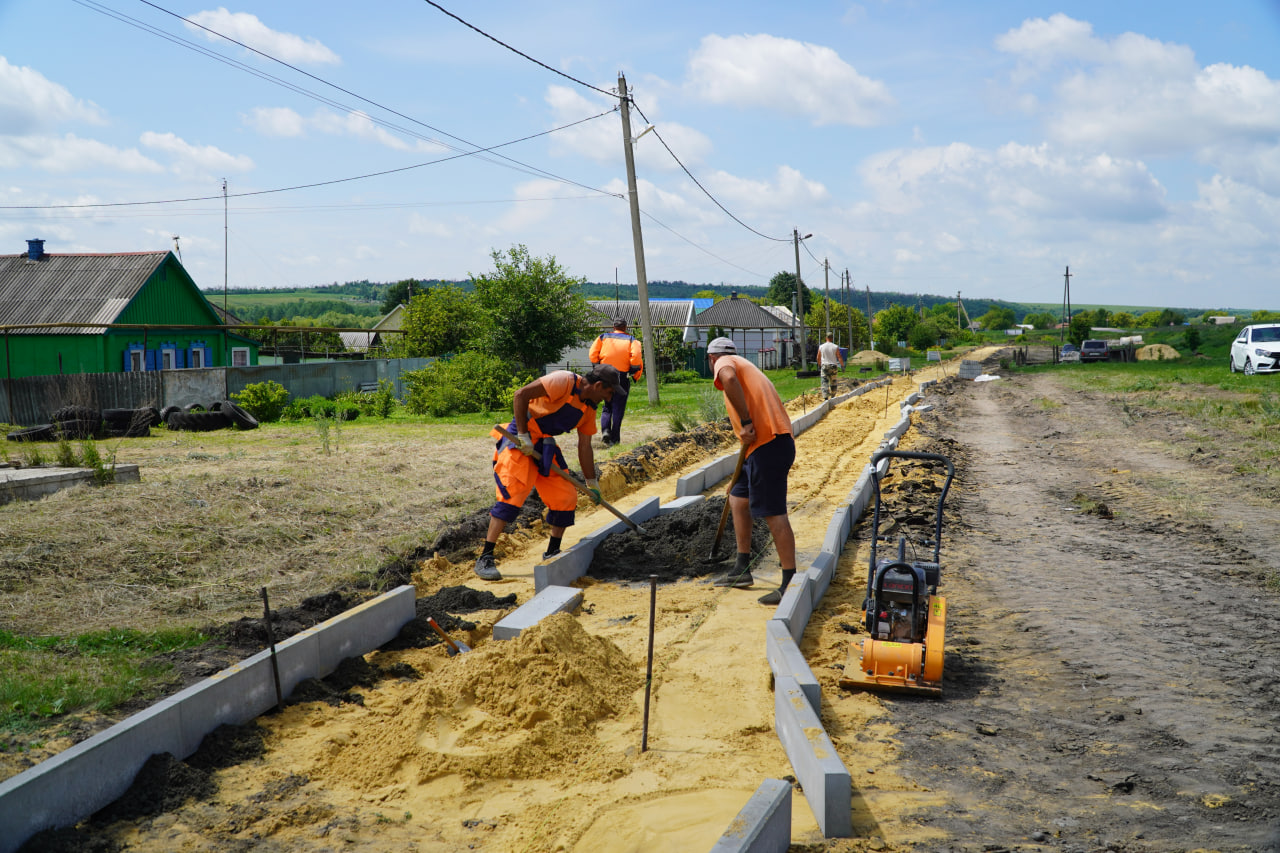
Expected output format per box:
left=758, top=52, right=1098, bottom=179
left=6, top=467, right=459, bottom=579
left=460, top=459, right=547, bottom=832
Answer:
left=473, top=366, right=623, bottom=581
left=818, top=333, right=845, bottom=400
left=589, top=317, right=643, bottom=447
left=705, top=337, right=798, bottom=606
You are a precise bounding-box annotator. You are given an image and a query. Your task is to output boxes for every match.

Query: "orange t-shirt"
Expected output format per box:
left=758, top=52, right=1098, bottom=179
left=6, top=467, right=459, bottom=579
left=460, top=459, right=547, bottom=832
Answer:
left=712, top=354, right=792, bottom=457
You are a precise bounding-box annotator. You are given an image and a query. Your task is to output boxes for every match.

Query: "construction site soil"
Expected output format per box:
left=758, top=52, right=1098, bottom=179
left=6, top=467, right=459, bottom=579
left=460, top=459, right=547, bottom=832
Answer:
left=16, top=359, right=1280, bottom=853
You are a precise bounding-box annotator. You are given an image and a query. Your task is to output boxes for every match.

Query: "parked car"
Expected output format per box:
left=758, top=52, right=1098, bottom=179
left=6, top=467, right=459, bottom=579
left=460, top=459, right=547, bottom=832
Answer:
left=1079, top=340, right=1109, bottom=363
left=1060, top=343, right=1080, bottom=363
left=1229, top=323, right=1280, bottom=374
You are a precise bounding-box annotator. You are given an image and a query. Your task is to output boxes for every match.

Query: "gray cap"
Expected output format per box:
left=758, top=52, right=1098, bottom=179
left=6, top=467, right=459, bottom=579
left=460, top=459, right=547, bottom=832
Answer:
left=707, top=337, right=737, bottom=354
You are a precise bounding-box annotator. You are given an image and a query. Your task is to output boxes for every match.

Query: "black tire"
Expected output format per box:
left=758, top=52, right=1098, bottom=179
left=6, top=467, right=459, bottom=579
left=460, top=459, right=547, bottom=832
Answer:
left=102, top=408, right=136, bottom=428
left=138, top=406, right=162, bottom=427
left=209, top=401, right=223, bottom=412
left=107, top=421, right=152, bottom=438
left=6, top=424, right=56, bottom=442
left=183, top=403, right=207, bottom=414
left=51, top=405, right=100, bottom=424
left=54, top=418, right=101, bottom=440
left=221, top=400, right=259, bottom=430
left=160, top=405, right=181, bottom=424
left=166, top=410, right=232, bottom=432
left=795, top=370, right=820, bottom=379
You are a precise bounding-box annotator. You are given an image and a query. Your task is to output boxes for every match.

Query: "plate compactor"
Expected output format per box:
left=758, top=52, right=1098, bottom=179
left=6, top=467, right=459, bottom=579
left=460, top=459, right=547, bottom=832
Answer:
left=840, top=450, right=955, bottom=698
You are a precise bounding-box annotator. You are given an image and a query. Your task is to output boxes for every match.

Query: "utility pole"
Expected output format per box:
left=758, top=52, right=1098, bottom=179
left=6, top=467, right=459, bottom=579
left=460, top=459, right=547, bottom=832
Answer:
left=222, top=178, right=229, bottom=367
left=794, top=228, right=809, bottom=370
left=865, top=285, right=873, bottom=351
left=846, top=269, right=854, bottom=352
left=1061, top=266, right=1072, bottom=345
left=618, top=72, right=659, bottom=403
left=823, top=259, right=831, bottom=342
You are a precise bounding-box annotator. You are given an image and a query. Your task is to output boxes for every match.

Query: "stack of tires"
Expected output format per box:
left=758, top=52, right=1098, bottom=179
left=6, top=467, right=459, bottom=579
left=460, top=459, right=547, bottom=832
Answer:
left=102, top=406, right=161, bottom=438
left=162, top=401, right=258, bottom=432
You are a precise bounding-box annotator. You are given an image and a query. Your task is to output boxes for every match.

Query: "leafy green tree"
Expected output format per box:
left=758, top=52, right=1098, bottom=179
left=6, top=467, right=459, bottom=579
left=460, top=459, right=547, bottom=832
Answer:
left=909, top=319, right=943, bottom=351
left=1156, top=308, right=1186, bottom=327
left=1111, top=311, right=1136, bottom=328
left=470, top=245, right=598, bottom=371
left=1183, top=326, right=1201, bottom=353
left=1136, top=310, right=1162, bottom=327
left=692, top=289, right=721, bottom=302
left=765, top=271, right=812, bottom=315
left=401, top=351, right=519, bottom=417
left=1068, top=314, right=1092, bottom=346
left=1024, top=311, right=1058, bottom=329
left=978, top=306, right=1017, bottom=331
left=1250, top=309, right=1280, bottom=322
left=394, top=285, right=480, bottom=357
left=873, top=303, right=918, bottom=349
left=381, top=279, right=420, bottom=314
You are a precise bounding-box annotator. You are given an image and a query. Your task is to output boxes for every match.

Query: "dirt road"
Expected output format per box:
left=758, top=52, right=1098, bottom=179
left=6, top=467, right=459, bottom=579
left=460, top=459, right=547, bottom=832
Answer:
left=863, top=370, right=1280, bottom=852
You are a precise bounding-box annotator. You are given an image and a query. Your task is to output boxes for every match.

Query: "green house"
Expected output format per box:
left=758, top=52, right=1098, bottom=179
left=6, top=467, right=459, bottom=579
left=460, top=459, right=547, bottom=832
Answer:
left=0, top=240, right=258, bottom=379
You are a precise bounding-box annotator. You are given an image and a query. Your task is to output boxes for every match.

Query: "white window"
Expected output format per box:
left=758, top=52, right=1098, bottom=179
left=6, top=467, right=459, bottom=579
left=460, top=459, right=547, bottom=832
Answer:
left=191, top=348, right=205, bottom=369
left=231, top=347, right=250, bottom=367
left=161, top=349, right=176, bottom=370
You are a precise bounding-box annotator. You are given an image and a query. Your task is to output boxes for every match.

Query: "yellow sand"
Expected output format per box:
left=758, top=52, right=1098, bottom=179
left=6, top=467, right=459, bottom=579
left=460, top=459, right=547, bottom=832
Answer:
left=1137, top=343, right=1181, bottom=360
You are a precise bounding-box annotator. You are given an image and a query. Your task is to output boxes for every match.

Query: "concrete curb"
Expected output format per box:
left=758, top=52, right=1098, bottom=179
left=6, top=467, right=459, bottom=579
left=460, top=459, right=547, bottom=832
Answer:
left=709, top=778, right=792, bottom=853
left=0, top=584, right=417, bottom=853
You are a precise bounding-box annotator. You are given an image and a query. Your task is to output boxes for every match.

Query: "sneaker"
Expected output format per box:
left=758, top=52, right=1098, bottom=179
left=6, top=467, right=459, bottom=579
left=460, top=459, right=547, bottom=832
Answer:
left=542, top=548, right=561, bottom=561
left=757, top=588, right=782, bottom=606
left=473, top=553, right=502, bottom=581
left=711, top=570, right=753, bottom=588
left=601, top=437, right=615, bottom=448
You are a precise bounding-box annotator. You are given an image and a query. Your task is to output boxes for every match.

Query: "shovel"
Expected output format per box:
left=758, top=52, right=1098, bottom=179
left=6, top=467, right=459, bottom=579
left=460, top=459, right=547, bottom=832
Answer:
left=427, top=617, right=471, bottom=655
left=493, top=425, right=648, bottom=535
left=707, top=443, right=749, bottom=562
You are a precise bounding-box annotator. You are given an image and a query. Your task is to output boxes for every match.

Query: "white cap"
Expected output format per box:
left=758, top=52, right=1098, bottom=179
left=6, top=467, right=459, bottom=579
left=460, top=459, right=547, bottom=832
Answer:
left=707, top=337, right=737, bottom=354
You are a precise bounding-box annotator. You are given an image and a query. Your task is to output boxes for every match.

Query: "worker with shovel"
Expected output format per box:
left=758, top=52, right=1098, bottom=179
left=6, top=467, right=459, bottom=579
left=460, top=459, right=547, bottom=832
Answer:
left=474, top=365, right=623, bottom=581
left=705, top=337, right=798, bottom=605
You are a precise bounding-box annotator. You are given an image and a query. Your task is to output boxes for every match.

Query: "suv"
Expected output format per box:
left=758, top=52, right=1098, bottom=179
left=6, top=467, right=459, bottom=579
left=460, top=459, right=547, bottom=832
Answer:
left=1079, top=340, right=1109, bottom=363
left=1229, top=324, right=1280, bottom=374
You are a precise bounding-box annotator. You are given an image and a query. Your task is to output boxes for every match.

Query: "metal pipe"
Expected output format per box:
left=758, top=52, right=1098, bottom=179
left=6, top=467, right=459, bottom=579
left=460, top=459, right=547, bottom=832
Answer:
left=642, top=574, right=658, bottom=752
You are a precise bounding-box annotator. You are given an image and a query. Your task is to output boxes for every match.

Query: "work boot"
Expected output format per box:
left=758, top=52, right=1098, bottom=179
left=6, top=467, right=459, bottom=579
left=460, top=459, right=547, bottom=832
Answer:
left=711, top=570, right=753, bottom=588
left=757, top=588, right=783, bottom=606
left=473, top=553, right=501, bottom=581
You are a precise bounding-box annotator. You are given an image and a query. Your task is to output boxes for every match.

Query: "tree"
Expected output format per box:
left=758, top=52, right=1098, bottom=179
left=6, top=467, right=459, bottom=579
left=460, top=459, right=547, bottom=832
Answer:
left=394, top=285, right=480, bottom=358
left=1183, top=326, right=1201, bottom=353
left=873, top=303, right=918, bottom=350
left=1024, top=311, right=1058, bottom=330
left=381, top=279, right=420, bottom=314
left=909, top=320, right=943, bottom=351
left=1156, top=308, right=1186, bottom=327
left=1068, top=314, right=1092, bottom=346
left=470, top=245, right=598, bottom=371
left=1111, top=311, right=1136, bottom=328
left=765, top=271, right=812, bottom=315
left=692, top=289, right=722, bottom=302
left=1136, top=310, right=1162, bottom=328
left=978, top=306, right=1017, bottom=331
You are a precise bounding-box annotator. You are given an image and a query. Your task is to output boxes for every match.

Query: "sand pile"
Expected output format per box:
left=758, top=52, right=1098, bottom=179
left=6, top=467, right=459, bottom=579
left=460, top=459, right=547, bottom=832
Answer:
left=849, top=349, right=890, bottom=363
left=1137, top=344, right=1180, bottom=360
left=304, top=613, right=641, bottom=792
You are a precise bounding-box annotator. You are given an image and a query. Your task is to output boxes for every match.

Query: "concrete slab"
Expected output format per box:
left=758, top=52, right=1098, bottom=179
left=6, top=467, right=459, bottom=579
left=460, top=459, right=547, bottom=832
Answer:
left=674, top=468, right=705, bottom=498
left=534, top=544, right=592, bottom=591
left=774, top=572, right=813, bottom=644
left=0, top=463, right=140, bottom=505
left=659, top=494, right=705, bottom=515
left=806, top=550, right=837, bottom=603
left=709, top=778, right=792, bottom=853
left=766, top=620, right=821, bottom=713
left=774, top=676, right=852, bottom=838
left=493, top=586, right=583, bottom=640
left=822, top=505, right=850, bottom=556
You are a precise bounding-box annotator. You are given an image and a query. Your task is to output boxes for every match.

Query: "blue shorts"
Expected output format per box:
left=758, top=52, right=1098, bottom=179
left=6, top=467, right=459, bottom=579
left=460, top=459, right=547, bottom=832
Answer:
left=729, top=434, right=795, bottom=518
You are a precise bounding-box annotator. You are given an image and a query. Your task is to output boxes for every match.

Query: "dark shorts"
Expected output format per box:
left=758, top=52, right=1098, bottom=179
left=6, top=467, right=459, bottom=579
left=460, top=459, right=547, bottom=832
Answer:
left=729, top=433, right=795, bottom=518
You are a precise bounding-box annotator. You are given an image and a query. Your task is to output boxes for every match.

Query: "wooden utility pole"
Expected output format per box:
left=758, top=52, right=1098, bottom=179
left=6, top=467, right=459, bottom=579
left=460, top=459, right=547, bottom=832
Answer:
left=823, top=258, right=831, bottom=341
left=865, top=285, right=874, bottom=351
left=618, top=72, right=659, bottom=403
left=794, top=229, right=809, bottom=369
left=1061, top=266, right=1072, bottom=345
left=845, top=269, right=854, bottom=351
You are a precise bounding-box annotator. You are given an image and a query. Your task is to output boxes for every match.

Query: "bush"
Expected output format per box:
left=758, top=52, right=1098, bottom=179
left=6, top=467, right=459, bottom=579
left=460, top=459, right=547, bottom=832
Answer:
left=335, top=381, right=398, bottom=419
left=658, top=369, right=699, bottom=385
left=231, top=381, right=290, bottom=423
left=402, top=352, right=517, bottom=417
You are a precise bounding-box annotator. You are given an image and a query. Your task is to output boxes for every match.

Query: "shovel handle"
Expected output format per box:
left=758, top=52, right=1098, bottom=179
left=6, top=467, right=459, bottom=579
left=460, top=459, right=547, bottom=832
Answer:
left=709, top=444, right=749, bottom=559
left=426, top=617, right=462, bottom=654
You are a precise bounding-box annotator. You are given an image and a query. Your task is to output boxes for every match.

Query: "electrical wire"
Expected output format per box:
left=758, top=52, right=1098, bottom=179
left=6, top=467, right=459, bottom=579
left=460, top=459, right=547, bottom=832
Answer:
left=418, top=0, right=617, bottom=99
left=0, top=109, right=619, bottom=210
left=638, top=210, right=773, bottom=281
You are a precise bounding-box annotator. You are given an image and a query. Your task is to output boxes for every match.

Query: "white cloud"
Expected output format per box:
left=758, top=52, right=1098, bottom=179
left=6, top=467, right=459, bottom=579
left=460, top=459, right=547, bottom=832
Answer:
left=0, top=134, right=161, bottom=173
left=0, top=56, right=104, bottom=134
left=707, top=165, right=830, bottom=210
left=244, top=106, right=446, bottom=153
left=186, top=8, right=339, bottom=65
left=140, top=131, right=253, bottom=173
left=243, top=106, right=307, bottom=137
left=543, top=85, right=710, bottom=172
left=686, top=34, right=893, bottom=126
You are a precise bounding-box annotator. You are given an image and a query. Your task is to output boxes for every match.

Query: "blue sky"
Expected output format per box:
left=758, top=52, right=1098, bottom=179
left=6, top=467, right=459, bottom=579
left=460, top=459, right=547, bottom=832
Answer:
left=2, top=1, right=1279, bottom=310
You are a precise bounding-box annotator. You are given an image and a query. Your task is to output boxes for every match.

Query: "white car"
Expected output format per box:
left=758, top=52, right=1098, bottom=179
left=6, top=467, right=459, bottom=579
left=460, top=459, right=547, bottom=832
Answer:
left=1229, top=324, right=1280, bottom=374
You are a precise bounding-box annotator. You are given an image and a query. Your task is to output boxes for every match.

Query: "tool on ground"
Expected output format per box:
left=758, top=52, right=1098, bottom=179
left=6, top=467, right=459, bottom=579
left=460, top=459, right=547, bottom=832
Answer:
left=260, top=586, right=284, bottom=712
left=706, top=443, right=749, bottom=562
left=493, top=425, right=647, bottom=535
left=839, top=450, right=954, bottom=698
left=642, top=574, right=657, bottom=753
left=427, top=617, right=471, bottom=655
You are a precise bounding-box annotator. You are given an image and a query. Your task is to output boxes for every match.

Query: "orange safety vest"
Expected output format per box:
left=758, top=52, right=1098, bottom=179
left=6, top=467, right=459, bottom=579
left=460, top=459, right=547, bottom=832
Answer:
left=589, top=332, right=643, bottom=380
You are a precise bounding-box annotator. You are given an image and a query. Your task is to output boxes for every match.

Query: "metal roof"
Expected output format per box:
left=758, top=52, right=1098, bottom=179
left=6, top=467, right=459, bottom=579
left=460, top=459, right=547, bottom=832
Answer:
left=691, top=295, right=789, bottom=329
left=588, top=299, right=695, bottom=330
left=0, top=251, right=167, bottom=334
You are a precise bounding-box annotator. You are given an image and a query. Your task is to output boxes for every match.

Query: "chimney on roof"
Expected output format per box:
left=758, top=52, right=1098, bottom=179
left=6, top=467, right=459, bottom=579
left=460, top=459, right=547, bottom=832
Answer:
left=730, top=290, right=738, bottom=299
left=26, top=239, right=45, bottom=260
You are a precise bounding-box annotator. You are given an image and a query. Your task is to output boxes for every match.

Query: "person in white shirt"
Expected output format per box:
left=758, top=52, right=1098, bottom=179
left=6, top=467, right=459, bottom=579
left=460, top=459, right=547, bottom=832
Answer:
left=818, top=334, right=845, bottom=399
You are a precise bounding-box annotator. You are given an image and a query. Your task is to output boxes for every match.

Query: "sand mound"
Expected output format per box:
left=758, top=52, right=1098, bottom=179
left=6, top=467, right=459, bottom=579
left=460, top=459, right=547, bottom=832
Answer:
left=305, top=613, right=640, bottom=791
left=849, top=349, right=890, bottom=363
left=1137, top=344, right=1180, bottom=361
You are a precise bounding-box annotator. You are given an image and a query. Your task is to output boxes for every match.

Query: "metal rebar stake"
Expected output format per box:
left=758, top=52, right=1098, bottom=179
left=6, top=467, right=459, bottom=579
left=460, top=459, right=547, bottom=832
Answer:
left=642, top=574, right=658, bottom=752
left=261, top=587, right=284, bottom=713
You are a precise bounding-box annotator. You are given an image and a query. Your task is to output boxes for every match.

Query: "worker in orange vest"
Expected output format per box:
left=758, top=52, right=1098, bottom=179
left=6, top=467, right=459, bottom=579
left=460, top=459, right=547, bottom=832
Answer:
left=588, top=317, right=643, bottom=447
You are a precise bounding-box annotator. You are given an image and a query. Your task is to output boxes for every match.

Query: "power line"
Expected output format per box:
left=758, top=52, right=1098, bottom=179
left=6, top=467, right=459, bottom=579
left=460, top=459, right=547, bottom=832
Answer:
left=419, top=0, right=617, bottom=99
left=0, top=108, right=619, bottom=210
left=638, top=210, right=773, bottom=281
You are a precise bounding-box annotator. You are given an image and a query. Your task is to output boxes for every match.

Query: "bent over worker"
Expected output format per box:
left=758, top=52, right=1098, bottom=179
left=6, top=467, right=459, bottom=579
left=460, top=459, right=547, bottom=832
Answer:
left=474, top=365, right=623, bottom=581
left=705, top=337, right=798, bottom=606
left=588, top=317, right=643, bottom=447
left=818, top=333, right=845, bottom=400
